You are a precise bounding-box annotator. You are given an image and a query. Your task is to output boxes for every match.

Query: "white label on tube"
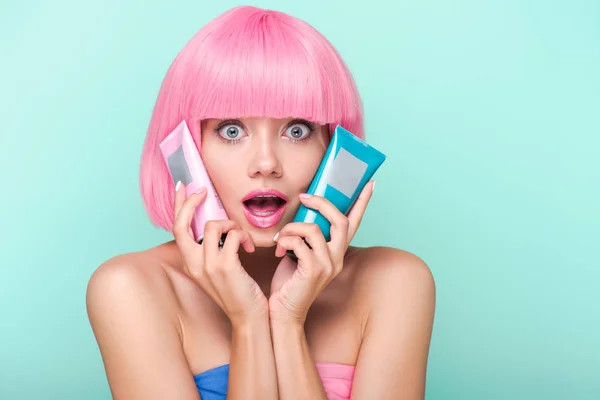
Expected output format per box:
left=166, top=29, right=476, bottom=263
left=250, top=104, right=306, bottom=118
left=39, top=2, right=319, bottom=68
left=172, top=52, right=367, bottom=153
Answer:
left=167, top=145, right=193, bottom=185
left=326, top=148, right=368, bottom=198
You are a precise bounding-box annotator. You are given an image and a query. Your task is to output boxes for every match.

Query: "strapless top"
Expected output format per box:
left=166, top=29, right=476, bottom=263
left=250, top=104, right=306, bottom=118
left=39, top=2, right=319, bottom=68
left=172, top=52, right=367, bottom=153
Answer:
left=193, top=362, right=355, bottom=400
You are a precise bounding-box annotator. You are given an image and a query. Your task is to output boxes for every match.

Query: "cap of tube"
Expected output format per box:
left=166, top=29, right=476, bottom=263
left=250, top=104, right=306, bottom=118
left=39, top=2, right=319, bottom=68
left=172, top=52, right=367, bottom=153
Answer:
left=197, top=233, right=228, bottom=248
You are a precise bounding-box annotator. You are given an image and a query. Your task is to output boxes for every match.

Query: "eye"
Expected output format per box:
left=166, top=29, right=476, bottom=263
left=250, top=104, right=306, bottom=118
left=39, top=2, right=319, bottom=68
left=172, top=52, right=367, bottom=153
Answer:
left=217, top=123, right=245, bottom=141
left=284, top=122, right=312, bottom=141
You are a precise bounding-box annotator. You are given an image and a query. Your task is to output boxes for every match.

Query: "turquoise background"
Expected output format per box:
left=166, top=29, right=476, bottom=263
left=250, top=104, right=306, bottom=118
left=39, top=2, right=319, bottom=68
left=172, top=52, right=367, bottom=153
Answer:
left=1, top=0, right=598, bottom=399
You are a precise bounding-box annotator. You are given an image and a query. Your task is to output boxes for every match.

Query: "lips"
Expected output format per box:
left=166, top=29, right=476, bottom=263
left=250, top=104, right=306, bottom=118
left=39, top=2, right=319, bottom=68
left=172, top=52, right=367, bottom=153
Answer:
left=242, top=188, right=288, bottom=229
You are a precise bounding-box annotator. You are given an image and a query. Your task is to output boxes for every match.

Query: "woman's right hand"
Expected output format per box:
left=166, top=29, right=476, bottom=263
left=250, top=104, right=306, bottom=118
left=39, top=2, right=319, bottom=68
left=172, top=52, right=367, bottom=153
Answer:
left=172, top=182, right=268, bottom=328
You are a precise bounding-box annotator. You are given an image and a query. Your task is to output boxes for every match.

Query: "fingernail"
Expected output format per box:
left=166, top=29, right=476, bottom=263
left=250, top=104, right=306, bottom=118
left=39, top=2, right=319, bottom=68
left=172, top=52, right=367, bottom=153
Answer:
left=175, top=181, right=181, bottom=191
left=299, top=193, right=311, bottom=199
left=273, top=232, right=279, bottom=241
left=197, top=187, right=207, bottom=194
left=372, top=181, right=376, bottom=193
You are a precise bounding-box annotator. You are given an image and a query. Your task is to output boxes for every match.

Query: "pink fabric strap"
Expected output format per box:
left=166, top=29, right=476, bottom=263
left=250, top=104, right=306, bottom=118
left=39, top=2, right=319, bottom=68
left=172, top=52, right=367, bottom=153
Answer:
left=315, top=362, right=356, bottom=400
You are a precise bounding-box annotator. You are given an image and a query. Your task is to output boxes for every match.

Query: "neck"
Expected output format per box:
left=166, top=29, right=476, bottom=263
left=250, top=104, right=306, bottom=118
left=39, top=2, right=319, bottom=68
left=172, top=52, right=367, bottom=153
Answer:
left=166, top=239, right=282, bottom=297
left=238, top=245, right=281, bottom=297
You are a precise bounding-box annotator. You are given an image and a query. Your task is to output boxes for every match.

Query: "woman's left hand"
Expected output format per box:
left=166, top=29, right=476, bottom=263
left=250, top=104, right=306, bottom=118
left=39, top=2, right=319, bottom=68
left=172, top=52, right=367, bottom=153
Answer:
left=269, top=180, right=376, bottom=324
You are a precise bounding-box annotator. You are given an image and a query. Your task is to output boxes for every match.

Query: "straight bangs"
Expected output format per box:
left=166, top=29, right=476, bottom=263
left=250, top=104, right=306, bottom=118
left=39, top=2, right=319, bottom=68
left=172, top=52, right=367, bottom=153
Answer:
left=185, top=11, right=363, bottom=139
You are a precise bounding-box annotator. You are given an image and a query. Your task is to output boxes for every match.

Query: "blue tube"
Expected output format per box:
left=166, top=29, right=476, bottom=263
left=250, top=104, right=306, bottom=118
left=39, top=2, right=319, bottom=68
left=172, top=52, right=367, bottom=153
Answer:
left=287, top=125, right=386, bottom=259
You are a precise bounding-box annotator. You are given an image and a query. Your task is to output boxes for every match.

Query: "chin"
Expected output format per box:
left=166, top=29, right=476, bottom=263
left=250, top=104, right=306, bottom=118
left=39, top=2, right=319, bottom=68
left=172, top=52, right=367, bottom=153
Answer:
left=247, top=230, right=278, bottom=248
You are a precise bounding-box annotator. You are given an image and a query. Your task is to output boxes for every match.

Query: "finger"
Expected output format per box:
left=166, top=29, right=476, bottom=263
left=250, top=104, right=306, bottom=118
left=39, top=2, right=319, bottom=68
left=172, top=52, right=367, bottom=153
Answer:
left=173, top=181, right=193, bottom=237
left=183, top=259, right=223, bottom=310
left=222, top=229, right=255, bottom=256
left=298, top=193, right=349, bottom=250
left=203, top=219, right=240, bottom=259
left=270, top=255, right=296, bottom=296
left=276, top=235, right=313, bottom=262
left=173, top=181, right=185, bottom=219
left=172, top=187, right=208, bottom=253
left=345, top=180, right=375, bottom=242
left=275, top=223, right=329, bottom=260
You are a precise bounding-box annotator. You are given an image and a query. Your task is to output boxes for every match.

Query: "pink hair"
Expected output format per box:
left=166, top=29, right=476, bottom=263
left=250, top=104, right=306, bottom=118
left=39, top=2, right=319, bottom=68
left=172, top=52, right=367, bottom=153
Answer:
left=139, top=5, right=365, bottom=233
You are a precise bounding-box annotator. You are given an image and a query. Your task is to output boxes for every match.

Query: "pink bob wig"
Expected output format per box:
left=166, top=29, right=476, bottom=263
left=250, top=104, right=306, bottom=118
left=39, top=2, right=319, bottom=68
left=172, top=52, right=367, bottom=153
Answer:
left=139, top=5, right=365, bottom=233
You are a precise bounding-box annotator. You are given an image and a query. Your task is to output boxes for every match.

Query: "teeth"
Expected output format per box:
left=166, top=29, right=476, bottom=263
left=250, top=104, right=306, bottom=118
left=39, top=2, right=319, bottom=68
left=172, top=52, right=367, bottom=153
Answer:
left=244, top=194, right=286, bottom=202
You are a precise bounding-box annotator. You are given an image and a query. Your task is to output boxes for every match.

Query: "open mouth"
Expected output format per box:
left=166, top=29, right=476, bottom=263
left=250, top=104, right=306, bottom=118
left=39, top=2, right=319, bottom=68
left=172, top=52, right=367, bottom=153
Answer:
left=241, top=189, right=288, bottom=229
left=243, top=196, right=287, bottom=216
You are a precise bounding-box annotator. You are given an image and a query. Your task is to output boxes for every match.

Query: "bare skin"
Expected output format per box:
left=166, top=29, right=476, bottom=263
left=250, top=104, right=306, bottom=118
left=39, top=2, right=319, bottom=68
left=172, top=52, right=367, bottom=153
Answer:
left=86, top=118, right=436, bottom=399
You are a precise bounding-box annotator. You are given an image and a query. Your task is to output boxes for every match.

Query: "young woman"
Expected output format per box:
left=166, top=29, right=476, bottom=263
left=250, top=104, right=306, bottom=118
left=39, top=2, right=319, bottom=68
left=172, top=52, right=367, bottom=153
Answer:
left=86, top=5, right=436, bottom=400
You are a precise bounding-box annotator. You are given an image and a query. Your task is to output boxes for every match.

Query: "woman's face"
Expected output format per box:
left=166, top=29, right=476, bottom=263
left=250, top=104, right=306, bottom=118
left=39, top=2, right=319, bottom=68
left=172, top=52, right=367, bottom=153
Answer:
left=200, top=117, right=330, bottom=247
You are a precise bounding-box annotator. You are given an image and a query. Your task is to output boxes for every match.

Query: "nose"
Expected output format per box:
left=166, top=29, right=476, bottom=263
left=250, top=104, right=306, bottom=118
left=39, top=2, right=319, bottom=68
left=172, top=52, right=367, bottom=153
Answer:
left=247, top=133, right=283, bottom=178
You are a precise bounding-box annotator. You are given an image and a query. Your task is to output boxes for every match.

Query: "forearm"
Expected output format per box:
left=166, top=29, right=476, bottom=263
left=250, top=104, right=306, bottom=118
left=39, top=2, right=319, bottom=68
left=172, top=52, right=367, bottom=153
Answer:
left=271, top=320, right=328, bottom=400
left=228, top=316, right=278, bottom=399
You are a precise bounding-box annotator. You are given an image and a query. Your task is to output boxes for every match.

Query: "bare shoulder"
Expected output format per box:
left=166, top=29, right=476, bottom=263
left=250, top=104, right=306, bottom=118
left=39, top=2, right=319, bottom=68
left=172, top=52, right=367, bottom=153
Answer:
left=346, top=246, right=436, bottom=398
left=85, top=244, right=202, bottom=398
left=348, top=246, right=436, bottom=333
left=85, top=246, right=184, bottom=341
left=87, top=250, right=165, bottom=290
left=86, top=247, right=180, bottom=318
left=347, top=245, right=436, bottom=315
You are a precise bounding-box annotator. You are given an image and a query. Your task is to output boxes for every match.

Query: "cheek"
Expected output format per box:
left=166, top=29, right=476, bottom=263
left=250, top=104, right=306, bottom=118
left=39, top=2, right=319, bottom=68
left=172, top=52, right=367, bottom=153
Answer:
left=203, top=151, right=237, bottom=194
left=286, top=149, right=326, bottom=187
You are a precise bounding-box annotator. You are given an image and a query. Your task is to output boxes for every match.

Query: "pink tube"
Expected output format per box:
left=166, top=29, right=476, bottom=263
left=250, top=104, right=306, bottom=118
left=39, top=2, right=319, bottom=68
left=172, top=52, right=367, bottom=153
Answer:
left=159, top=120, right=228, bottom=243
